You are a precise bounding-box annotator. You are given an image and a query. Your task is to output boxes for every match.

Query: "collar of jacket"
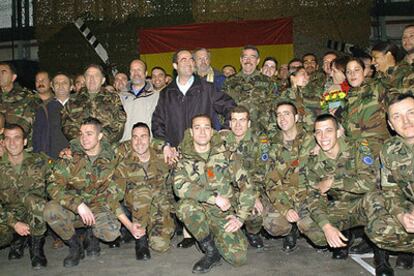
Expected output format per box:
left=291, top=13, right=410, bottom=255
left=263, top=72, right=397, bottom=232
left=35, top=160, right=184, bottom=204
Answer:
left=169, top=74, right=201, bottom=92
left=316, top=137, right=349, bottom=162
left=1, top=150, right=34, bottom=166
left=126, top=80, right=155, bottom=97
left=271, top=123, right=306, bottom=145
left=237, top=70, right=261, bottom=81
left=180, top=131, right=227, bottom=160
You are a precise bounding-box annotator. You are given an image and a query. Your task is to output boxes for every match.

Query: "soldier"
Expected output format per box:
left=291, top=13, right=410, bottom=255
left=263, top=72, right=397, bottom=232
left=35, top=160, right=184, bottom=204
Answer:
left=222, top=65, right=236, bottom=78
left=44, top=117, right=123, bottom=267
left=114, top=122, right=174, bottom=260
left=298, top=114, right=393, bottom=275
left=151, top=67, right=167, bottom=93
left=220, top=106, right=263, bottom=248
left=113, top=72, right=128, bottom=93
left=402, top=24, right=414, bottom=64
left=222, top=45, right=275, bottom=135
left=35, top=71, right=53, bottom=103
left=302, top=53, right=325, bottom=87
left=365, top=93, right=414, bottom=271
left=0, top=62, right=41, bottom=141
left=61, top=64, right=126, bottom=144
left=174, top=114, right=256, bottom=273
left=261, top=101, right=313, bottom=252
left=0, top=123, right=49, bottom=269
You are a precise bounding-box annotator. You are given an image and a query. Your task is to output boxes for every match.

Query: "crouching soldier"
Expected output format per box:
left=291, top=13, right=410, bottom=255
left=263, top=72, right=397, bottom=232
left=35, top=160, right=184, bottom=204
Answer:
left=0, top=123, right=50, bottom=269
left=174, top=114, right=256, bottom=273
left=114, top=122, right=174, bottom=261
left=44, top=117, right=123, bottom=267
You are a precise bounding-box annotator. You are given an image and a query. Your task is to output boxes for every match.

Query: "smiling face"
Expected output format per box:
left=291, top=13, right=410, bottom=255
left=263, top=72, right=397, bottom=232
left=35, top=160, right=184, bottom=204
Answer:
left=314, top=119, right=340, bottom=153
left=80, top=124, right=103, bottom=154
left=173, top=50, right=195, bottom=78
left=85, top=67, right=105, bottom=93
left=346, top=60, right=365, bottom=88
left=276, top=104, right=298, bottom=132
left=388, top=97, right=414, bottom=144
left=4, top=127, right=26, bottom=158
left=129, top=60, right=146, bottom=87
left=52, top=74, right=71, bottom=100
left=190, top=116, right=213, bottom=149
left=230, top=112, right=250, bottom=140
left=261, top=60, right=277, bottom=78
left=131, top=126, right=150, bottom=156
left=240, top=48, right=260, bottom=75
left=402, top=26, right=414, bottom=54
left=151, top=68, right=166, bottom=90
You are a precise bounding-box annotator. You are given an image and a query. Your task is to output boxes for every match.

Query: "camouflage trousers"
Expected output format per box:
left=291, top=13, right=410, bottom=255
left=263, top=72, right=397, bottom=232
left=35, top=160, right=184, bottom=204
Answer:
left=43, top=200, right=120, bottom=241
left=262, top=200, right=293, bottom=237
left=365, top=191, right=414, bottom=253
left=176, top=198, right=248, bottom=266
left=297, top=195, right=374, bottom=247
left=0, top=195, right=47, bottom=247
left=244, top=212, right=263, bottom=235
left=125, top=185, right=174, bottom=252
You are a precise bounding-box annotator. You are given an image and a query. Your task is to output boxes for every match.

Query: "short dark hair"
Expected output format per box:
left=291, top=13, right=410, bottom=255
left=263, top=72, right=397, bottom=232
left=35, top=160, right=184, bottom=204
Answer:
left=288, top=58, right=303, bottom=68
left=314, top=114, right=339, bottom=131
left=36, top=70, right=50, bottom=80
left=275, top=101, right=298, bottom=116
left=151, top=66, right=166, bottom=75
left=81, top=117, right=102, bottom=133
left=346, top=57, right=366, bottom=71
left=172, top=49, right=191, bottom=64
left=4, top=123, right=27, bottom=138
left=241, top=45, right=260, bottom=57
left=372, top=41, right=402, bottom=62
left=132, top=122, right=150, bottom=136
left=302, top=53, right=318, bottom=63
left=222, top=64, right=236, bottom=70
left=0, top=62, right=17, bottom=75
left=230, top=105, right=250, bottom=121
left=53, top=72, right=72, bottom=85
left=386, top=92, right=414, bottom=111
left=191, top=114, right=212, bottom=127
left=331, top=55, right=351, bottom=73
left=262, top=56, right=278, bottom=68
left=403, top=24, right=414, bottom=32
left=84, top=64, right=105, bottom=76
left=323, top=51, right=337, bottom=58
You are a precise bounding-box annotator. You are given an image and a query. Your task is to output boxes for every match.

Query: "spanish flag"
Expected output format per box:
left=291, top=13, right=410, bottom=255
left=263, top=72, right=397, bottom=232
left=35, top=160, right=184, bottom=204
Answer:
left=139, top=17, right=293, bottom=74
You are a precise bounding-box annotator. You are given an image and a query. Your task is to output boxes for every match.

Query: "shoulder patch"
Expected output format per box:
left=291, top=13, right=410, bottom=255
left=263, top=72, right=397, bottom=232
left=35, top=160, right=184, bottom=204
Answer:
left=362, top=156, right=374, bottom=165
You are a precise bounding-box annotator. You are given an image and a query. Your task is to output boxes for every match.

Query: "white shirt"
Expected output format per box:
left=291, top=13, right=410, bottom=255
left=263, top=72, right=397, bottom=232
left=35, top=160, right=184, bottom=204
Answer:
left=176, top=75, right=194, bottom=95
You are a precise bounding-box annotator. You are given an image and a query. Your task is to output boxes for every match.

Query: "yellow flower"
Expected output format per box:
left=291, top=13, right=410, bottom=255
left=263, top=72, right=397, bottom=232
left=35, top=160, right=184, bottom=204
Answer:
left=325, top=95, right=330, bottom=101
left=339, top=92, right=346, bottom=99
left=331, top=94, right=337, bottom=99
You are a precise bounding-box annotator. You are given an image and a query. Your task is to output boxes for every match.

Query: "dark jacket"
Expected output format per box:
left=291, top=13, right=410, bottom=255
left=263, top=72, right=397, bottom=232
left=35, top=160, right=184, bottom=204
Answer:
left=151, top=75, right=235, bottom=147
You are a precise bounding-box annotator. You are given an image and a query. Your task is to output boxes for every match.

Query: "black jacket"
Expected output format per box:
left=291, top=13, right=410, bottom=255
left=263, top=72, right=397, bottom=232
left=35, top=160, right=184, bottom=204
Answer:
left=151, top=75, right=235, bottom=147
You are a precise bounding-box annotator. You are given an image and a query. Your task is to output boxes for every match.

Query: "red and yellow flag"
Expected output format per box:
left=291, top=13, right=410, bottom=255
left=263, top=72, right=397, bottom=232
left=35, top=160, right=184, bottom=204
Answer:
left=139, top=17, right=293, bottom=74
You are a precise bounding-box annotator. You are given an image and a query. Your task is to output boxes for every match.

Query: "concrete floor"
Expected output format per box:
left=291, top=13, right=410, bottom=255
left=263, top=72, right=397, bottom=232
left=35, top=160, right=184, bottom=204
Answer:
left=0, top=235, right=412, bottom=276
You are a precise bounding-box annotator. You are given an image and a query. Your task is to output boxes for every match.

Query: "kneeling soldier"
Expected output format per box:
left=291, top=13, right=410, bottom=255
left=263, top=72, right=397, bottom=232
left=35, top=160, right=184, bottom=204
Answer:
left=44, top=118, right=123, bottom=267
left=0, top=123, right=50, bottom=269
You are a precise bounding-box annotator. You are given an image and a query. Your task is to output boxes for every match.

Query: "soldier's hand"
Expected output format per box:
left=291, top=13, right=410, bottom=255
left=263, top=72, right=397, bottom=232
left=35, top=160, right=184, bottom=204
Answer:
left=59, top=147, right=72, bottom=159
left=397, top=212, right=414, bottom=233
left=322, top=224, right=348, bottom=248
left=77, top=203, right=95, bottom=226
left=316, top=177, right=334, bottom=194
left=163, top=145, right=179, bottom=165
left=224, top=215, right=243, bottom=232
left=13, top=222, right=30, bottom=236
left=285, top=209, right=300, bottom=223
left=253, top=198, right=263, bottom=215
left=130, top=222, right=146, bottom=239
left=215, top=195, right=231, bottom=211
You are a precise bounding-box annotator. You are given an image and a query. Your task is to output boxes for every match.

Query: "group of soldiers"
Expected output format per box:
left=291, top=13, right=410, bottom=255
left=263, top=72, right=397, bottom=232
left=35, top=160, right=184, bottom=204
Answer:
left=0, top=24, right=413, bottom=276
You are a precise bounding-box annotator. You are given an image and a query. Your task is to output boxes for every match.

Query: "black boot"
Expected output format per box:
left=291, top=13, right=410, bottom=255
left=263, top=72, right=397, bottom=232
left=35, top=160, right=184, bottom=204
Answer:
left=135, top=235, right=151, bottom=261
left=282, top=224, right=299, bottom=253
left=396, top=253, right=414, bottom=270
left=349, top=237, right=373, bottom=254
left=332, top=229, right=352, bottom=260
left=63, top=234, right=85, bottom=267
left=29, top=235, right=47, bottom=269
left=192, top=235, right=221, bottom=273
left=108, top=237, right=121, bottom=248
left=245, top=231, right=264, bottom=249
left=177, top=237, right=196, bottom=248
left=373, top=246, right=394, bottom=276
left=84, top=228, right=100, bottom=257
left=8, top=234, right=28, bottom=260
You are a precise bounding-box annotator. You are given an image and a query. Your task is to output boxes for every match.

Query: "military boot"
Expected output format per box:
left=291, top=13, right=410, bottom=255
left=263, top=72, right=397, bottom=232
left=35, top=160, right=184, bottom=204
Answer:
left=135, top=235, right=151, bottom=261
left=192, top=234, right=221, bottom=273
left=373, top=246, right=394, bottom=276
left=332, top=230, right=352, bottom=260
left=84, top=228, right=100, bottom=257
left=244, top=230, right=264, bottom=249
left=395, top=253, right=413, bottom=270
left=8, top=234, right=28, bottom=260
left=282, top=224, right=299, bottom=253
left=349, top=238, right=373, bottom=254
left=63, top=233, right=84, bottom=267
left=29, top=235, right=47, bottom=269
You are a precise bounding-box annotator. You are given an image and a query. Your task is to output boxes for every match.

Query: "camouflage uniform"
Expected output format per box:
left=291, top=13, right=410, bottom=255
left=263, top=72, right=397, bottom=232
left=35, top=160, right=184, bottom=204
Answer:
left=261, top=125, right=314, bottom=237
left=44, top=139, right=122, bottom=242
left=219, top=129, right=263, bottom=235
left=342, top=80, right=389, bottom=156
left=61, top=87, right=126, bottom=144
left=365, top=136, right=414, bottom=253
left=114, top=142, right=174, bottom=252
left=174, top=133, right=256, bottom=266
left=222, top=70, right=276, bottom=135
left=0, top=84, right=41, bottom=142
left=0, top=152, right=50, bottom=246
left=298, top=137, right=378, bottom=246
left=382, top=61, right=414, bottom=96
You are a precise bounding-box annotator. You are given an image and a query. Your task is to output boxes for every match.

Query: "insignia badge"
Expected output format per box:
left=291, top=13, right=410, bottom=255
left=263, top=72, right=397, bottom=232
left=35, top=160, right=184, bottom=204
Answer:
left=207, top=168, right=215, bottom=179
left=261, top=153, right=269, bottom=161
left=291, top=159, right=299, bottom=167
left=361, top=140, right=369, bottom=146
left=362, top=156, right=373, bottom=165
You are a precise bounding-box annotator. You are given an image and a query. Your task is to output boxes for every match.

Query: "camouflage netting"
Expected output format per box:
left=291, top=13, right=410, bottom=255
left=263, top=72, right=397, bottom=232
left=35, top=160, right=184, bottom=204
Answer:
left=34, top=0, right=372, bottom=76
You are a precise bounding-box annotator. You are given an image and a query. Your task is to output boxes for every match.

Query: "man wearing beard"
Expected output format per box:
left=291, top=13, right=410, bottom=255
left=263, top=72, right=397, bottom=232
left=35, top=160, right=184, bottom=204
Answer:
left=35, top=71, right=53, bottom=103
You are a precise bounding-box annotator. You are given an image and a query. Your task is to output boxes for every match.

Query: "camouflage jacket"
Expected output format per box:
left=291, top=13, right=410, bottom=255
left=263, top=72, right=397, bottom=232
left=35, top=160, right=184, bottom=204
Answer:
left=114, top=142, right=174, bottom=211
left=47, top=139, right=123, bottom=216
left=380, top=136, right=414, bottom=220
left=0, top=83, right=41, bottom=133
left=301, top=137, right=378, bottom=228
left=0, top=151, right=50, bottom=227
left=174, top=133, right=256, bottom=222
left=263, top=125, right=314, bottom=216
left=222, top=70, right=276, bottom=134
left=61, top=87, right=126, bottom=144
left=342, top=80, right=389, bottom=156
left=379, top=61, right=414, bottom=95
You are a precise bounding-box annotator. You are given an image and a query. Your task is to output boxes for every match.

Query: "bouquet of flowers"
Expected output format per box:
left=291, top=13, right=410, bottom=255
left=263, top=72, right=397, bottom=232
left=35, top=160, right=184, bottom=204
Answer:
left=320, top=81, right=350, bottom=112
